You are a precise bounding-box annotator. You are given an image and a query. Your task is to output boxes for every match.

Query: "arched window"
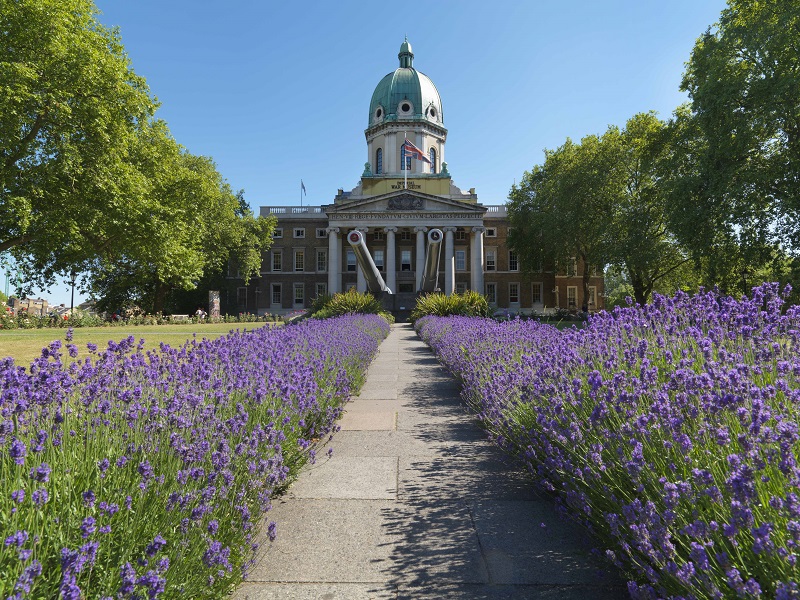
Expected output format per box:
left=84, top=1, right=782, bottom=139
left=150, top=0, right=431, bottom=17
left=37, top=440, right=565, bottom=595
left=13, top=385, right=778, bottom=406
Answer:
left=376, top=148, right=383, bottom=174
left=429, top=147, right=437, bottom=174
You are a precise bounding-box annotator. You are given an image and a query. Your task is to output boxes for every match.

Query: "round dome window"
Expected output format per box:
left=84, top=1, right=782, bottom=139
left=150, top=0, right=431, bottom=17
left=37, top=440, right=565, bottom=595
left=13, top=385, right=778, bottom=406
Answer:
left=430, top=108, right=436, bottom=118
left=401, top=102, right=411, bottom=112
left=376, top=107, right=383, bottom=118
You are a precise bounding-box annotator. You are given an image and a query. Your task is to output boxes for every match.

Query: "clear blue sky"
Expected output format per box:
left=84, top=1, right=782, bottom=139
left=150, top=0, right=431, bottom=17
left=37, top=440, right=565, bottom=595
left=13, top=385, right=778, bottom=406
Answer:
left=25, top=0, right=728, bottom=306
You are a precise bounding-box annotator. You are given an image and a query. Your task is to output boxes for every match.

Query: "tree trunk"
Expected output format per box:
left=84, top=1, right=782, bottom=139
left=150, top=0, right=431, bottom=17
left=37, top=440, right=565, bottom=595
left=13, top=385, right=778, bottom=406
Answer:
left=581, top=251, right=590, bottom=312
left=152, top=280, right=169, bottom=314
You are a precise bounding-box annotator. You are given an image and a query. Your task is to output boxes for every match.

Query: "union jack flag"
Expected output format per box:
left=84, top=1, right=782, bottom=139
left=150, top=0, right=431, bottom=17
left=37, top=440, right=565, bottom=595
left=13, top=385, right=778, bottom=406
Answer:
left=402, top=138, right=431, bottom=164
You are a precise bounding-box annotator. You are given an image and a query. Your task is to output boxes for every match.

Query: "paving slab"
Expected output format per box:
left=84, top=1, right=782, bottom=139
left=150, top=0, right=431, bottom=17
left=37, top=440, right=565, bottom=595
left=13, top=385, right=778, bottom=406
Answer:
left=234, top=582, right=397, bottom=600
left=247, top=499, right=398, bottom=583
left=471, top=500, right=618, bottom=586
left=338, top=410, right=396, bottom=431
left=286, top=456, right=397, bottom=500
left=398, top=457, right=540, bottom=501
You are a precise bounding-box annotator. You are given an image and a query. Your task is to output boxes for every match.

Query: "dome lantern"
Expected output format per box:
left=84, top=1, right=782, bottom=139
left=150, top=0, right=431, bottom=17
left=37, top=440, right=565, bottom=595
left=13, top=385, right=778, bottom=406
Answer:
left=398, top=37, right=413, bottom=68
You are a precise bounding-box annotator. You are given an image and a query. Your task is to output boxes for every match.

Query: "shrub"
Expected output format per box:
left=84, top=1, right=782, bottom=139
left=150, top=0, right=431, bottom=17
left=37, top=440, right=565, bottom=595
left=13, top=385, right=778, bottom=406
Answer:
left=409, top=290, right=490, bottom=324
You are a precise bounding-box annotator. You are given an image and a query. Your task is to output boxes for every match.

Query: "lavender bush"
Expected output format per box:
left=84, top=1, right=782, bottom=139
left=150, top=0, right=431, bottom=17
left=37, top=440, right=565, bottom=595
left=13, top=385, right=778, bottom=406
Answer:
left=417, top=284, right=800, bottom=599
left=1, top=314, right=388, bottom=598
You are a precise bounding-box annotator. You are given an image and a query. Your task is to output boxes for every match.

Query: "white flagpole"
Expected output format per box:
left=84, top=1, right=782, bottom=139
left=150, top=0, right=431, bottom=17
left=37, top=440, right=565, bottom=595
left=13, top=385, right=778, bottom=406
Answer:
left=403, top=131, right=407, bottom=190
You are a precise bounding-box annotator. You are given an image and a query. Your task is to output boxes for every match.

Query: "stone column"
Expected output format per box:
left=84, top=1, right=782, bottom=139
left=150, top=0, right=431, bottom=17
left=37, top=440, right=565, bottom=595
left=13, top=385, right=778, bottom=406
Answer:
left=443, top=226, right=456, bottom=296
left=385, top=227, right=397, bottom=293
left=356, top=228, right=368, bottom=293
left=414, top=226, right=427, bottom=291
left=327, top=227, right=340, bottom=294
left=471, top=226, right=485, bottom=294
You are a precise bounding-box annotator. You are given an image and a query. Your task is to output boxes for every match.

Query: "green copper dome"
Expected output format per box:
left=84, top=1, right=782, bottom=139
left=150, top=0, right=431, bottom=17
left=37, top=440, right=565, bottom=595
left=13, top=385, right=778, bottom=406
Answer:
left=368, top=39, right=444, bottom=127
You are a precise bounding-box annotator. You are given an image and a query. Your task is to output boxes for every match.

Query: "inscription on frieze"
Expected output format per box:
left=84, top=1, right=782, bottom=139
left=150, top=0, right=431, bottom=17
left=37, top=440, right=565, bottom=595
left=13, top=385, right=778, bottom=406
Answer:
left=387, top=196, right=424, bottom=210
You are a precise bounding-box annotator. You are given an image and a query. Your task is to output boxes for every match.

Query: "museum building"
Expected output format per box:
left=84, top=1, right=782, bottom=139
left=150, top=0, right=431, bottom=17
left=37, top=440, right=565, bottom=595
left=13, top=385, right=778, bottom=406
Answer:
left=241, top=40, right=604, bottom=315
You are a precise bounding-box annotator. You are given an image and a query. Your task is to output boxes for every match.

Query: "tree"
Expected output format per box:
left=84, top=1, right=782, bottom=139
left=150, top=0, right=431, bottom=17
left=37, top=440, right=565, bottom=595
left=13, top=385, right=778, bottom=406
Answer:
left=87, top=122, right=275, bottom=313
left=1, top=0, right=156, bottom=288
left=676, top=0, right=800, bottom=267
left=509, top=135, right=615, bottom=310
left=605, top=113, right=697, bottom=304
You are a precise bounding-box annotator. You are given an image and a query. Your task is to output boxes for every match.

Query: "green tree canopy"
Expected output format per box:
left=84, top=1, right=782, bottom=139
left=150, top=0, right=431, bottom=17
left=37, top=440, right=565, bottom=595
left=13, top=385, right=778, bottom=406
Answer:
left=509, top=114, right=696, bottom=306
left=1, top=0, right=156, bottom=285
left=675, top=0, right=800, bottom=270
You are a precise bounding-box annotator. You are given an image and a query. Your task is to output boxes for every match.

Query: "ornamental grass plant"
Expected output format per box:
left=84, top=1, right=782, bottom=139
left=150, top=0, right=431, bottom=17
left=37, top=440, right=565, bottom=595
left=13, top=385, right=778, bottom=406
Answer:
left=0, top=314, right=389, bottom=598
left=409, top=290, right=491, bottom=324
left=417, top=284, right=800, bottom=599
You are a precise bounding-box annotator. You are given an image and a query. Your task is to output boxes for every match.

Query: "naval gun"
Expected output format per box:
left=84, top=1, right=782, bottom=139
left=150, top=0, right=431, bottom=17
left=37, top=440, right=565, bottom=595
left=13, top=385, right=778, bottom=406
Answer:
left=418, top=228, right=443, bottom=293
left=347, top=230, right=392, bottom=295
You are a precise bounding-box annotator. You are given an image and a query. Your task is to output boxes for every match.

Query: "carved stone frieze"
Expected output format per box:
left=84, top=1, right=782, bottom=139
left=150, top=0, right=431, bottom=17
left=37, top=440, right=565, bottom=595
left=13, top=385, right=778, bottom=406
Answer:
left=387, top=195, right=424, bottom=210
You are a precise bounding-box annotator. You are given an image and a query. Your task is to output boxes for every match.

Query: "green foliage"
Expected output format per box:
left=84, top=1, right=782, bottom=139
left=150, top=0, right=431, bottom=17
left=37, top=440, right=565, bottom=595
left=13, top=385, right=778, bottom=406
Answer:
left=509, top=113, right=698, bottom=306
left=311, top=289, right=394, bottom=323
left=0, top=1, right=276, bottom=310
left=410, top=291, right=491, bottom=324
left=667, top=0, right=800, bottom=288
left=0, top=0, right=156, bottom=281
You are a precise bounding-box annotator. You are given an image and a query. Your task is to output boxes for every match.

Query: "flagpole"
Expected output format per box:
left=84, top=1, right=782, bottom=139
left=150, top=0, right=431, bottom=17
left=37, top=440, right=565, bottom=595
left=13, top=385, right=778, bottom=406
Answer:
left=403, top=131, right=407, bottom=190
left=300, top=180, right=303, bottom=208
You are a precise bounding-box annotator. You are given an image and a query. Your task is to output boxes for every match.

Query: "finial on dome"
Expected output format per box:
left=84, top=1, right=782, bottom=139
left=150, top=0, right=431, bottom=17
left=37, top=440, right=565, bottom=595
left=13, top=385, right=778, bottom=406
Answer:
left=399, top=38, right=414, bottom=68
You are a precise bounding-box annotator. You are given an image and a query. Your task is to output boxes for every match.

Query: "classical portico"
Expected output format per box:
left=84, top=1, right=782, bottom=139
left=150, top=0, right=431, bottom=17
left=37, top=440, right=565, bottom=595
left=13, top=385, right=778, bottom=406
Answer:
left=322, top=189, right=486, bottom=296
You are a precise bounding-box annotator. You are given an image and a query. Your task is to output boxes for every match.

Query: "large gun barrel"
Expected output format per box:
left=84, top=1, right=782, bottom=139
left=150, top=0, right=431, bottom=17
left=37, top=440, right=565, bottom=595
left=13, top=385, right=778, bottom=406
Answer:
left=347, top=230, right=392, bottom=295
left=418, top=228, right=443, bottom=293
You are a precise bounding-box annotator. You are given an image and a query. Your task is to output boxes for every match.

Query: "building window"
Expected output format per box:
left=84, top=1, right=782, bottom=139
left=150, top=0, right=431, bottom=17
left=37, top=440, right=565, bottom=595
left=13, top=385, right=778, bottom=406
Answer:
left=429, top=147, right=437, bottom=173
left=456, top=282, right=467, bottom=294
left=374, top=249, right=384, bottom=271
left=400, top=229, right=411, bottom=241
left=455, top=227, right=466, bottom=241
left=272, top=250, right=282, bottom=272
left=346, top=249, right=357, bottom=272
left=237, top=287, right=247, bottom=308
left=567, top=286, right=578, bottom=308
left=317, top=249, right=327, bottom=272
left=509, top=283, right=520, bottom=304
left=273, top=228, right=283, bottom=239
left=485, top=249, right=496, bottom=271
left=271, top=284, right=281, bottom=305
left=294, top=249, right=304, bottom=272
left=588, top=286, right=597, bottom=309
left=486, top=282, right=497, bottom=304
left=398, top=282, right=414, bottom=293
left=568, top=257, right=578, bottom=277
left=455, top=250, right=466, bottom=271
left=401, top=249, right=412, bottom=271
left=293, top=283, right=304, bottom=306
left=532, top=282, right=543, bottom=305
left=509, top=251, right=519, bottom=272
left=373, top=230, right=385, bottom=241
left=316, top=228, right=328, bottom=238
left=485, top=228, right=497, bottom=237
left=293, top=228, right=305, bottom=239
left=316, top=282, right=327, bottom=298
left=376, top=148, right=383, bottom=174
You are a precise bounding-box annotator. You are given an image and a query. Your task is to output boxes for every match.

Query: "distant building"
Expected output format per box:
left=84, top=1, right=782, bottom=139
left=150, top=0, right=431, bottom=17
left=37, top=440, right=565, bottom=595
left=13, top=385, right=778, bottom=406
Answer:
left=233, top=40, right=604, bottom=315
left=8, top=297, right=49, bottom=316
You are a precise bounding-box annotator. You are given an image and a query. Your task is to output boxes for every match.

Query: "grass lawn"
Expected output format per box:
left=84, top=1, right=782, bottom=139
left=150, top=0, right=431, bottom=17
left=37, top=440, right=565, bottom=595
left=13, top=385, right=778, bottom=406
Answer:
left=0, top=322, right=274, bottom=367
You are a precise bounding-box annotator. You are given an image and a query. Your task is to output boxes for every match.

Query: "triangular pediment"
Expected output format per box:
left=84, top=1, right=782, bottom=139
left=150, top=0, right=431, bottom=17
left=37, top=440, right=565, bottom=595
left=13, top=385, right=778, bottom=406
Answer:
left=322, top=189, right=486, bottom=216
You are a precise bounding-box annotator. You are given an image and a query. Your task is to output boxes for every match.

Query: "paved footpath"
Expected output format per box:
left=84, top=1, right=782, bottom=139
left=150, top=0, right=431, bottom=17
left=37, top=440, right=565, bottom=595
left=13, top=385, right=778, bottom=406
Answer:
left=233, top=323, right=626, bottom=600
